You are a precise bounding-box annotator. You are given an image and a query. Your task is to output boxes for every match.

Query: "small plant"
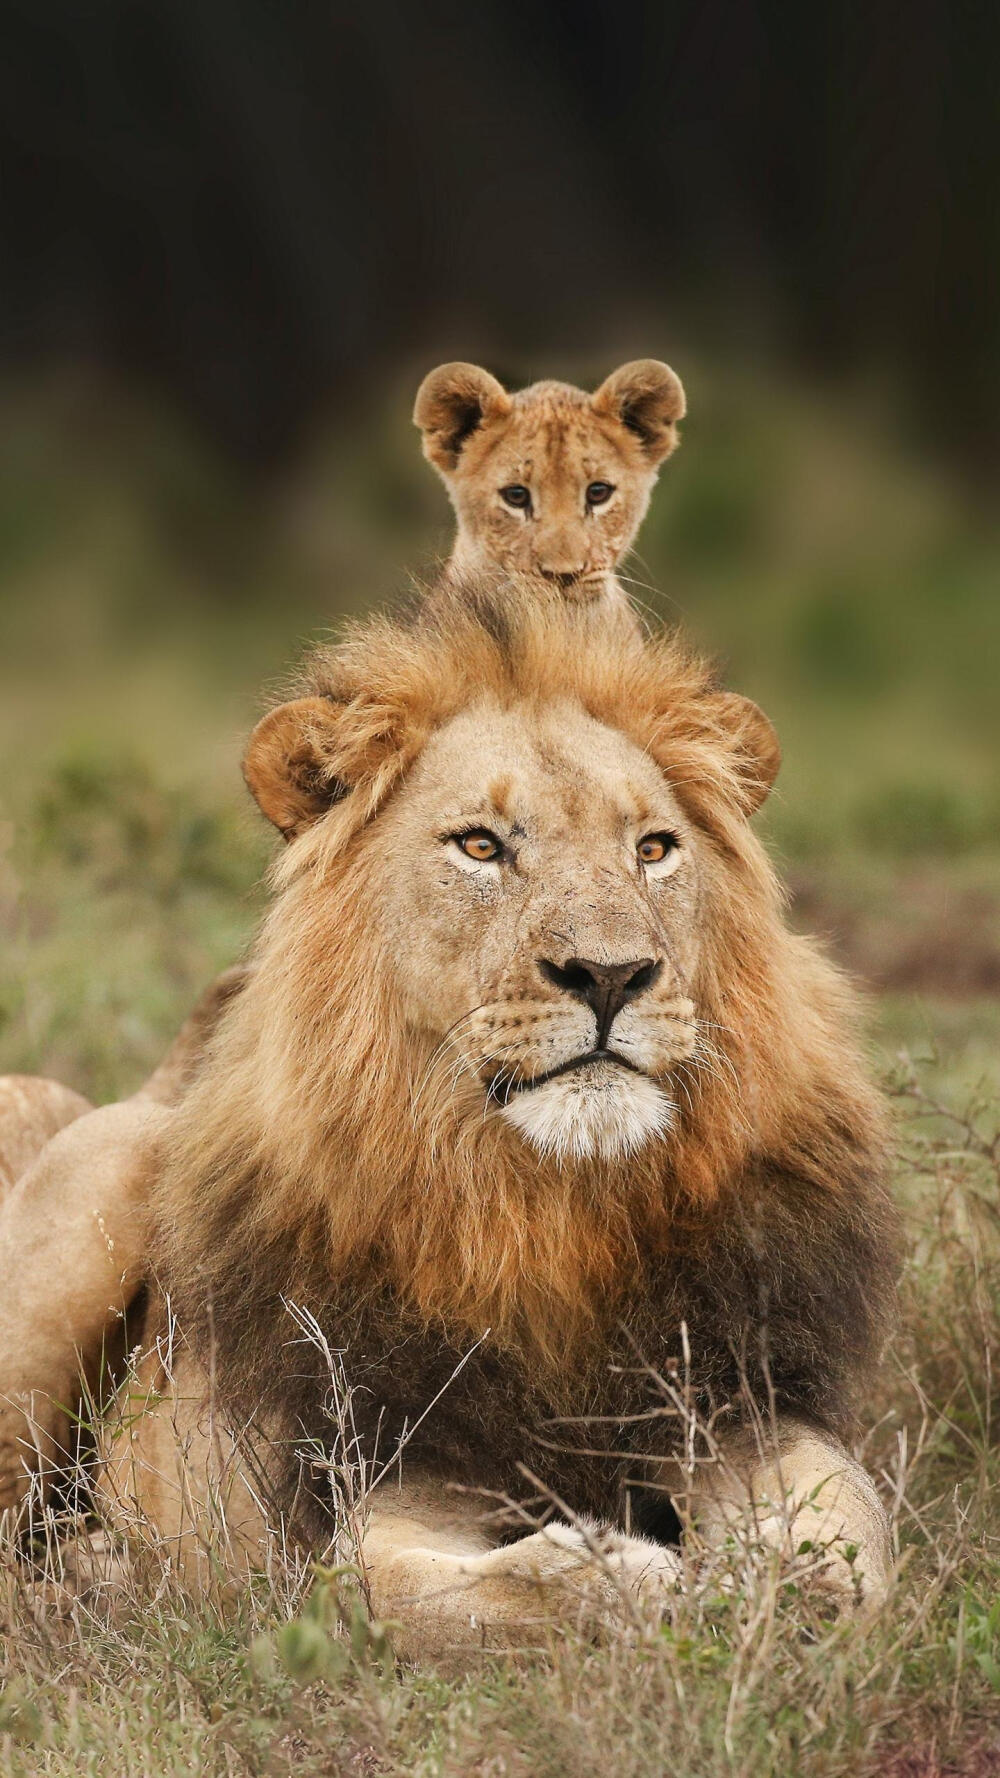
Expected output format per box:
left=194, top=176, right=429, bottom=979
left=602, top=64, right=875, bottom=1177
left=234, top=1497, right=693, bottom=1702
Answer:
left=0, top=1682, right=43, bottom=1746
left=952, top=1591, right=1000, bottom=1695
left=250, top=1562, right=398, bottom=1688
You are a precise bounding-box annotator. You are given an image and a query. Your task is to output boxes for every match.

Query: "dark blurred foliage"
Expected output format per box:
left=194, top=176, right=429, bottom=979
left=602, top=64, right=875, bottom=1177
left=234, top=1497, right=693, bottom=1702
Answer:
left=2, top=0, right=998, bottom=472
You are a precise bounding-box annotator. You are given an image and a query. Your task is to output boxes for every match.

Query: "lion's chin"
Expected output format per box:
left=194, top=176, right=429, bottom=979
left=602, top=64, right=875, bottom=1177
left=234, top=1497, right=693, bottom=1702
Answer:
left=499, top=1063, right=675, bottom=1163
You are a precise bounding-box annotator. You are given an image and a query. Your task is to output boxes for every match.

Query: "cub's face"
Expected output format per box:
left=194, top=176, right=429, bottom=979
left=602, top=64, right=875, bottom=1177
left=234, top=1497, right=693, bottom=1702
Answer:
left=414, top=361, right=685, bottom=603
left=369, top=699, right=702, bottom=1161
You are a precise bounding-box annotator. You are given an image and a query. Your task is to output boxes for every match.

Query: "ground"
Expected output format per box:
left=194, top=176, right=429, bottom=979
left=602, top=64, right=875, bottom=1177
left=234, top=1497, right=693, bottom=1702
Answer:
left=0, top=368, right=997, bottom=1775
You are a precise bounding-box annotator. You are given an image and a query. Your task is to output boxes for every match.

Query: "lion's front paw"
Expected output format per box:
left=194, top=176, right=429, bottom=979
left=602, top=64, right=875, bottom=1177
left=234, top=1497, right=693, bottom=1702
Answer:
left=471, top=1520, right=680, bottom=1621
left=732, top=1509, right=890, bottom=1612
left=754, top=1507, right=886, bottom=1621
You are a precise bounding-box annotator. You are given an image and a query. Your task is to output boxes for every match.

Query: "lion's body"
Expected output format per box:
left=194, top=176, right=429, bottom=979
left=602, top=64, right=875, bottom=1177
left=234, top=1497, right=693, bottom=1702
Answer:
left=145, top=583, right=893, bottom=1553
left=0, top=581, right=897, bottom=1648
left=156, top=1167, right=892, bottom=1546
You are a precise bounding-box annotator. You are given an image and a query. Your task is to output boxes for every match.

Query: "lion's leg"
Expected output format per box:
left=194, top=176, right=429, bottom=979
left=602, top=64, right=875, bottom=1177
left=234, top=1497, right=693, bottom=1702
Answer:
left=361, top=1490, right=681, bottom=1659
left=0, top=1075, right=92, bottom=1201
left=96, top=1342, right=275, bottom=1591
left=0, top=1099, right=167, bottom=1515
left=676, top=1418, right=891, bottom=1605
left=99, top=1345, right=679, bottom=1654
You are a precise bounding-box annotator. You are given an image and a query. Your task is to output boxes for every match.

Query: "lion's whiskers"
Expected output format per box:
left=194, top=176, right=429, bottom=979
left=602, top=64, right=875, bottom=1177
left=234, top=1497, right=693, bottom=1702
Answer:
left=669, top=1062, right=698, bottom=1120
left=409, top=1005, right=496, bottom=1115
left=415, top=1015, right=535, bottom=1152
left=671, top=1022, right=755, bottom=1143
left=693, top=1027, right=743, bottom=1097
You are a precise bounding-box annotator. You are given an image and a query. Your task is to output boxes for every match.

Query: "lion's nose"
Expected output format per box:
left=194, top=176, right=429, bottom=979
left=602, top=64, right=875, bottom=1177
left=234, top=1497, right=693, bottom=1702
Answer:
left=538, top=955, right=662, bottom=1045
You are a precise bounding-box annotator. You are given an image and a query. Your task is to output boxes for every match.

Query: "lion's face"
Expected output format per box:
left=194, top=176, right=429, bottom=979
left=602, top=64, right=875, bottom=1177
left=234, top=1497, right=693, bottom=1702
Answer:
left=242, top=582, right=781, bottom=1181
left=414, top=362, right=685, bottom=602
left=357, top=698, right=701, bottom=1162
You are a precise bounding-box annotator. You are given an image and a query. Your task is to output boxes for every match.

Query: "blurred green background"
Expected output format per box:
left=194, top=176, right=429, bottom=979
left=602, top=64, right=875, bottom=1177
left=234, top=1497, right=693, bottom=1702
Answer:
left=0, top=3, right=998, bottom=1106
left=0, top=358, right=996, bottom=1105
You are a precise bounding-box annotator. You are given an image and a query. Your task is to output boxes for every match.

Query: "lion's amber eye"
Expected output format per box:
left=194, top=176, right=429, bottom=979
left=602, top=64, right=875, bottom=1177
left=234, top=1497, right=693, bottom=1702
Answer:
left=586, top=480, right=615, bottom=506
left=500, top=484, right=531, bottom=510
left=638, top=832, right=679, bottom=865
left=457, top=829, right=504, bottom=861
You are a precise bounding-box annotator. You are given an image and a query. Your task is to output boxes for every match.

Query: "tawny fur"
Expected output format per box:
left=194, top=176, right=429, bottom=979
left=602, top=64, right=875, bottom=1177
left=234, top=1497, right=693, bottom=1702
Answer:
left=414, top=360, right=685, bottom=619
left=150, top=577, right=896, bottom=1543
left=0, top=1076, right=91, bottom=1196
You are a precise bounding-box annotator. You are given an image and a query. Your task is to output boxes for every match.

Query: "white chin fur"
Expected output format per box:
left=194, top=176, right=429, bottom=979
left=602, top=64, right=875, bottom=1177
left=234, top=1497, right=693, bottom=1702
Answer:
left=500, top=1065, right=674, bottom=1162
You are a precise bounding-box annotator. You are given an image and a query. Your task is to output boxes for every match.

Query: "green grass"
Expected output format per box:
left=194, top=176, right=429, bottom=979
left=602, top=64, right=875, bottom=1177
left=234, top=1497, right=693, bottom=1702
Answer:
left=1, top=369, right=999, bottom=1773
left=2, top=1066, right=999, bottom=1777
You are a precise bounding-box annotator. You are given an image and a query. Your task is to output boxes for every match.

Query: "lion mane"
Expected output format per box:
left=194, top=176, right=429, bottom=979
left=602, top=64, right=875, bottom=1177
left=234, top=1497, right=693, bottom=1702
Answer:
left=150, top=578, right=897, bottom=1540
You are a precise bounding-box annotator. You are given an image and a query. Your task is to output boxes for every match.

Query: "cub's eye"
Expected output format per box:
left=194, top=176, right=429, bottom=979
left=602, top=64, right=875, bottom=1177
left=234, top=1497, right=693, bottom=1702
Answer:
left=455, top=829, right=504, bottom=862
left=586, top=480, right=615, bottom=506
left=638, top=832, right=680, bottom=866
left=500, top=483, right=531, bottom=510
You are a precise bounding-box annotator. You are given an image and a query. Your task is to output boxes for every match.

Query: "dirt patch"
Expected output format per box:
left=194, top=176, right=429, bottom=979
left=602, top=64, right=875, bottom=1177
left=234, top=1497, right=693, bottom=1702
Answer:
left=789, top=866, right=1000, bottom=995
left=880, top=1738, right=1000, bottom=1778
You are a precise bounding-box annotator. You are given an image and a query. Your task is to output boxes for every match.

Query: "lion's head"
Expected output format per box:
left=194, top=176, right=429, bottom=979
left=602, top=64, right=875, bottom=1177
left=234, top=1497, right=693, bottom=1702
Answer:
left=158, top=578, right=886, bottom=1371
left=243, top=652, right=752, bottom=1169
left=413, top=361, right=685, bottom=600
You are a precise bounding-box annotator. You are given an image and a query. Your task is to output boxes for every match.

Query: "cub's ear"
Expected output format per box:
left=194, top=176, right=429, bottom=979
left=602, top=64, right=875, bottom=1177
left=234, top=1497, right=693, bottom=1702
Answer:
left=591, top=359, right=686, bottom=464
left=712, top=692, right=781, bottom=815
left=243, top=697, right=349, bottom=840
left=413, top=362, right=512, bottom=472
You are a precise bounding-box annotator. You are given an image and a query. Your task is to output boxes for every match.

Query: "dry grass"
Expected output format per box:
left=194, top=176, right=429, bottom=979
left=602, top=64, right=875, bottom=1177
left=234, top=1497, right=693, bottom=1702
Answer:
left=1, top=1036, right=998, bottom=1778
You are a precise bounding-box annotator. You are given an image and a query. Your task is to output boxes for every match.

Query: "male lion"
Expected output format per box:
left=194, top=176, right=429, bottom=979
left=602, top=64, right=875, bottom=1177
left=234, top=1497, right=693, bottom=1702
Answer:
left=414, top=358, right=685, bottom=617
left=0, top=580, right=896, bottom=1655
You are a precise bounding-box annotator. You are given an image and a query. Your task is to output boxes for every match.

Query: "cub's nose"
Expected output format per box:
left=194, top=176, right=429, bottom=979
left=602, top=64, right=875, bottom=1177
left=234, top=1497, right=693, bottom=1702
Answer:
left=539, top=567, right=584, bottom=589
left=538, top=955, right=662, bottom=1045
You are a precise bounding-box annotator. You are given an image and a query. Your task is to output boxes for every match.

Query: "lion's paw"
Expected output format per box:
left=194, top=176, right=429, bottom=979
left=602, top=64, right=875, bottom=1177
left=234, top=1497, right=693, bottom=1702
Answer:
left=469, top=1520, right=680, bottom=1620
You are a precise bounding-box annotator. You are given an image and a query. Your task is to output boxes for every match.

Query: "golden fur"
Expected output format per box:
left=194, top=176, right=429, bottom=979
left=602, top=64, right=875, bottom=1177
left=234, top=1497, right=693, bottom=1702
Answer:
left=155, top=577, right=891, bottom=1392
left=0, top=1075, right=90, bottom=1194
left=0, top=576, right=896, bottom=1625
left=413, top=361, right=685, bottom=614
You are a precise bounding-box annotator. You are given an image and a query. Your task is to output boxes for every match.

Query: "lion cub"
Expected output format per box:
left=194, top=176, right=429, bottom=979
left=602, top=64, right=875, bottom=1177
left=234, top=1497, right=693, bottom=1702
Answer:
left=413, top=358, right=685, bottom=616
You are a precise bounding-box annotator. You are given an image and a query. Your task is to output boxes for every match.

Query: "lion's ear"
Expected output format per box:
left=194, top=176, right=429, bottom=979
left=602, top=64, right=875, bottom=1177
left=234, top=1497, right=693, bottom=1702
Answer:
left=713, top=692, right=781, bottom=815
left=413, top=362, right=512, bottom=472
left=591, top=359, right=686, bottom=464
left=243, top=697, right=350, bottom=840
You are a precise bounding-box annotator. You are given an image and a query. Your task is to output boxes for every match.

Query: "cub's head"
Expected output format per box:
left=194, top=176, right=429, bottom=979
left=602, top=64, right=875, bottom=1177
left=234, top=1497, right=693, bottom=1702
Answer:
left=242, top=581, right=779, bottom=1174
left=413, top=361, right=685, bottom=601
